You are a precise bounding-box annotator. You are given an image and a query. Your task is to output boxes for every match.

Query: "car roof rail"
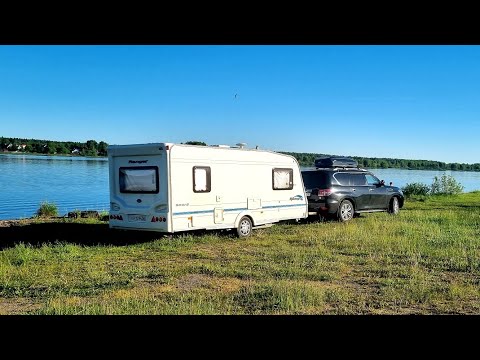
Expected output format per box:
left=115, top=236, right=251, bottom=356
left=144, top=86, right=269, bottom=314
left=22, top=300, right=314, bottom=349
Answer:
left=315, top=166, right=368, bottom=171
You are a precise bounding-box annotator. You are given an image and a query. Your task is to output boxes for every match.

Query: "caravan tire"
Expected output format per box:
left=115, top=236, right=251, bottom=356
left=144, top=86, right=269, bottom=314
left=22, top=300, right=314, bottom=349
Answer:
left=237, top=216, right=253, bottom=238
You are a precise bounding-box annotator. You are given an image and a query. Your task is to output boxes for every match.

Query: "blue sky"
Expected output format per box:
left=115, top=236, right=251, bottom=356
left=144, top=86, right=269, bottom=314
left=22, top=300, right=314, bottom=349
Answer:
left=0, top=45, right=479, bottom=163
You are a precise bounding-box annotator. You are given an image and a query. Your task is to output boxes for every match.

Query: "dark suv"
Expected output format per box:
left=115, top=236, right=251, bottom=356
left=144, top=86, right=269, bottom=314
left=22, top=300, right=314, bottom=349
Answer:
left=301, top=157, right=404, bottom=222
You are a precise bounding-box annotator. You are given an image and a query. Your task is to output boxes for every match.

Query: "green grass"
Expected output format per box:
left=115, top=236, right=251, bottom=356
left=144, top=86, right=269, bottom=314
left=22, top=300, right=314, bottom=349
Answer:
left=1, top=192, right=480, bottom=314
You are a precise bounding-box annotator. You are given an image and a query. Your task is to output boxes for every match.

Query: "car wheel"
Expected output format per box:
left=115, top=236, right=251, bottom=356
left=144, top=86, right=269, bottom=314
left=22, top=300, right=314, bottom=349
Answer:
left=388, top=197, right=400, bottom=215
left=338, top=200, right=354, bottom=222
left=237, top=216, right=253, bottom=237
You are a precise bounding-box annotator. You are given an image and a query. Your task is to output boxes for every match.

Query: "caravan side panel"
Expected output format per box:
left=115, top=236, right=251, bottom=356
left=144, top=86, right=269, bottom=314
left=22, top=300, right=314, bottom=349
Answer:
left=168, top=145, right=307, bottom=232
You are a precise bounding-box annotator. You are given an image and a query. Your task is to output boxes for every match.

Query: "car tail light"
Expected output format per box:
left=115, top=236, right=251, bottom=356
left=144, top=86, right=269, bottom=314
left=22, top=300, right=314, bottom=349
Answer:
left=317, top=189, right=333, bottom=197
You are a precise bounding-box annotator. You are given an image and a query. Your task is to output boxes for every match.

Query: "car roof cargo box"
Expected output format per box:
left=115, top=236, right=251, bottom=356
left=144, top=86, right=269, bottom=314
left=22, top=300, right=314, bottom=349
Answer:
left=314, top=156, right=358, bottom=168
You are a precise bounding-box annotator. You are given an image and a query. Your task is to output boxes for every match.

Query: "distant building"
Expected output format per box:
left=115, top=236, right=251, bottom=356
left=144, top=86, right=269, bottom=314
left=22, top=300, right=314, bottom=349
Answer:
left=17, top=144, right=26, bottom=150
left=72, top=148, right=80, bottom=154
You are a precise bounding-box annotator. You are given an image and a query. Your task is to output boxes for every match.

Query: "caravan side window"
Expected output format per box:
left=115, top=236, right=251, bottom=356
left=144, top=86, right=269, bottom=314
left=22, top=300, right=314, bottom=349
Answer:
left=193, top=166, right=211, bottom=193
left=272, top=168, right=293, bottom=190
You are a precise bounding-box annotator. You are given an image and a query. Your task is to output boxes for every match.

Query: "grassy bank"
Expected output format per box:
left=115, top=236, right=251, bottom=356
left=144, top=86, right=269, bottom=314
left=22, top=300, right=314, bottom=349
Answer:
left=1, top=192, right=480, bottom=314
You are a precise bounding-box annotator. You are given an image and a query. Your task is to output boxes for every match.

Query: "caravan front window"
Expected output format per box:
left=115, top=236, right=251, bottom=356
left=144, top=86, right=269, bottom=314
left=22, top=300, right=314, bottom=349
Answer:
left=119, top=166, right=159, bottom=193
left=272, top=168, right=294, bottom=190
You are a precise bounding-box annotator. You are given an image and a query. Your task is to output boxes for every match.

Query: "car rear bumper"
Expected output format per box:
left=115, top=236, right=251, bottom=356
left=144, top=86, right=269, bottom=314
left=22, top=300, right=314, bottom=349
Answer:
left=307, top=197, right=339, bottom=215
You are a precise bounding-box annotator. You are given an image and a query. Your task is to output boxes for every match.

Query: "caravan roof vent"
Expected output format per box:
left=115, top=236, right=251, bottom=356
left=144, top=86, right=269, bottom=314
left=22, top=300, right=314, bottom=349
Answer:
left=236, top=143, right=247, bottom=149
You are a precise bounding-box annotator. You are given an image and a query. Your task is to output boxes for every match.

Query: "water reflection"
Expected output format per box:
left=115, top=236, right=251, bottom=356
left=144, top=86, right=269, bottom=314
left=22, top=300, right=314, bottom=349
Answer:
left=2, top=154, right=107, bottom=163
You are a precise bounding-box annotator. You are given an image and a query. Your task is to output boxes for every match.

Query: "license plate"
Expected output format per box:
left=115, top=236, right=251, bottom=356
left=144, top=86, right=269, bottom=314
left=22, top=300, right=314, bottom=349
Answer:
left=128, top=214, right=147, bottom=222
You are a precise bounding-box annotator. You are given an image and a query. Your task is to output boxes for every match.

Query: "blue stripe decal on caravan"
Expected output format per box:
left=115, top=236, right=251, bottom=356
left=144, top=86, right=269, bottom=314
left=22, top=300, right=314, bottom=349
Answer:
left=262, top=204, right=306, bottom=209
left=173, top=210, right=214, bottom=216
left=172, top=204, right=304, bottom=216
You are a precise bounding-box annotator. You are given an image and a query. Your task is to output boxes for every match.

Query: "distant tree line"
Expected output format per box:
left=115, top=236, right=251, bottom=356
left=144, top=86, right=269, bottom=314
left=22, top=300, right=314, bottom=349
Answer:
left=181, top=141, right=480, bottom=171
left=2, top=136, right=479, bottom=171
left=280, top=151, right=480, bottom=172
left=0, top=136, right=108, bottom=157
left=182, top=141, right=207, bottom=146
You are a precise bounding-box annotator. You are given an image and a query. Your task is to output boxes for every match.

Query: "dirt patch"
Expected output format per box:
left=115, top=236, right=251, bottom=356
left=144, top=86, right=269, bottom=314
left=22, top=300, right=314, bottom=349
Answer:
left=0, top=218, right=60, bottom=228
left=175, top=274, right=246, bottom=293
left=0, top=297, right=43, bottom=315
left=176, top=274, right=212, bottom=291
left=0, top=219, right=31, bottom=228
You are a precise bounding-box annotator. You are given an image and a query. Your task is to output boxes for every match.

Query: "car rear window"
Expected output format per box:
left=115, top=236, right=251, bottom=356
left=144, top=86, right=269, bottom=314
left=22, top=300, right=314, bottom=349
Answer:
left=301, top=171, right=331, bottom=189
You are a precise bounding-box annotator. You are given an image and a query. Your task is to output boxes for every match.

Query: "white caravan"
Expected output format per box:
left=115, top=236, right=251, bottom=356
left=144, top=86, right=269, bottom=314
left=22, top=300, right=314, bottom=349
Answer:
left=107, top=143, right=307, bottom=237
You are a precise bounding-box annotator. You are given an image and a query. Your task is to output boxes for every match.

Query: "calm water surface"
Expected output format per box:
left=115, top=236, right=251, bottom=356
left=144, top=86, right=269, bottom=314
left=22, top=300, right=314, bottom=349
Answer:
left=301, top=167, right=480, bottom=193
left=1, top=154, right=479, bottom=220
left=365, top=168, right=480, bottom=192
left=0, top=154, right=109, bottom=220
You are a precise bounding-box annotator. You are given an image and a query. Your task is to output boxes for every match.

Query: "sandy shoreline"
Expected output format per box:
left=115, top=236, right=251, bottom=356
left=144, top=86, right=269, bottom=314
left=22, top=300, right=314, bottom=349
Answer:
left=0, top=219, right=32, bottom=227
left=0, top=218, right=65, bottom=227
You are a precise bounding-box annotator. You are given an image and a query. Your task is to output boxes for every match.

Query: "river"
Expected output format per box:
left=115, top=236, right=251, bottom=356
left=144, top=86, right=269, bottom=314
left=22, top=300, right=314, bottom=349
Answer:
left=1, top=154, right=479, bottom=220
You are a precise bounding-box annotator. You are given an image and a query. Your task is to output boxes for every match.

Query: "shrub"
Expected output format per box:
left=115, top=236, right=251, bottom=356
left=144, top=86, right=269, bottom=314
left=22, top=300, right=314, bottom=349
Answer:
left=430, top=174, right=464, bottom=195
left=402, top=182, right=430, bottom=198
left=99, top=210, right=109, bottom=222
left=36, top=201, right=59, bottom=217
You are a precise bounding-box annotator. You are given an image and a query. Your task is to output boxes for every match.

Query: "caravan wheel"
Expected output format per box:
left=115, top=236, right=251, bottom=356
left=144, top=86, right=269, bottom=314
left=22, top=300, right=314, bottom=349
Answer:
left=237, top=216, right=252, bottom=238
